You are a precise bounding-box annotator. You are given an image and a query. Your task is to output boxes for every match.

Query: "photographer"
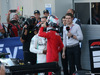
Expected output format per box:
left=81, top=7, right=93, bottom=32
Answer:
left=66, top=9, right=81, bottom=26
left=7, top=10, right=22, bottom=37
left=20, top=18, right=37, bottom=66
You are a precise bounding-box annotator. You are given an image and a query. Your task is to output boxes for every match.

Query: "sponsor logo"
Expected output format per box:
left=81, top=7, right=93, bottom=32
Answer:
left=90, top=41, right=100, bottom=48
left=0, top=44, right=23, bottom=58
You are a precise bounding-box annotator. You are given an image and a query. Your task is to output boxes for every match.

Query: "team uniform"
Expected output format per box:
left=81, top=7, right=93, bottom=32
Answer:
left=38, top=27, right=64, bottom=62
left=30, top=34, right=46, bottom=75
left=38, top=15, right=64, bottom=75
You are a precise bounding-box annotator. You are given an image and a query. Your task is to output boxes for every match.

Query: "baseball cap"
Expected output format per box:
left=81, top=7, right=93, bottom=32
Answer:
left=34, top=10, right=40, bottom=14
left=43, top=10, right=49, bottom=14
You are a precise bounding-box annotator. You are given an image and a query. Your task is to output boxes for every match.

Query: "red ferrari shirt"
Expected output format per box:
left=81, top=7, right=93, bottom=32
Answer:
left=38, top=27, right=64, bottom=62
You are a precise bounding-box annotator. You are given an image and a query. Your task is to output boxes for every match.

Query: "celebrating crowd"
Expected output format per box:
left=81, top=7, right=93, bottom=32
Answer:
left=0, top=9, right=83, bottom=75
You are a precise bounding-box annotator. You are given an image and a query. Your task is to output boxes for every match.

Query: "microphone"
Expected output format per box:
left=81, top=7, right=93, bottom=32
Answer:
left=66, top=26, right=70, bottom=32
left=66, top=26, right=70, bottom=39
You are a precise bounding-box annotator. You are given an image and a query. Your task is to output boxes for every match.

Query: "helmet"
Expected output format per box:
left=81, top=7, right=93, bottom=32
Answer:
left=47, top=15, right=59, bottom=31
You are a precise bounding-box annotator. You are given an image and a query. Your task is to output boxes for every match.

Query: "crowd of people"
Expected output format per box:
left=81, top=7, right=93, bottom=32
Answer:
left=0, top=8, right=83, bottom=75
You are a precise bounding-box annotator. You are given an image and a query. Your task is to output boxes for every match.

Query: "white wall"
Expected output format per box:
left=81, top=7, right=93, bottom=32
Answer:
left=55, top=0, right=73, bottom=23
left=1, top=0, right=9, bottom=23
left=1, top=0, right=73, bottom=23
left=8, top=0, right=55, bottom=17
left=1, top=0, right=56, bottom=23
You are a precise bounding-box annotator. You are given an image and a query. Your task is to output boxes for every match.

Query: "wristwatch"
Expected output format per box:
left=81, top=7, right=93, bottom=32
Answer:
left=71, top=35, right=73, bottom=38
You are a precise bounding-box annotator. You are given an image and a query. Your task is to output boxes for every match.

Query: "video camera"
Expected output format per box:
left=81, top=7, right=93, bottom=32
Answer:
left=20, top=18, right=36, bottom=27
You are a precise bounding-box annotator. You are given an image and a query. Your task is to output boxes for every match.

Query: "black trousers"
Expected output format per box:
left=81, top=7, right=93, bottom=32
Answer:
left=23, top=51, right=36, bottom=65
left=66, top=45, right=81, bottom=75
left=61, top=50, right=69, bottom=75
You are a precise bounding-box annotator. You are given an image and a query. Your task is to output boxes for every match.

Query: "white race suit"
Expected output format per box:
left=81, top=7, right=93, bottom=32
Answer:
left=30, top=34, right=46, bottom=75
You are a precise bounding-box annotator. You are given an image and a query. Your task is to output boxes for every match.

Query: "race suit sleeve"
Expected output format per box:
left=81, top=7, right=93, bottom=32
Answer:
left=38, top=27, right=51, bottom=39
left=58, top=37, right=64, bottom=52
left=30, top=36, right=43, bottom=54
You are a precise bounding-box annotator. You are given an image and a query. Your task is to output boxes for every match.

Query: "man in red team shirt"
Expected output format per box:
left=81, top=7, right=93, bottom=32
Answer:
left=38, top=15, right=64, bottom=75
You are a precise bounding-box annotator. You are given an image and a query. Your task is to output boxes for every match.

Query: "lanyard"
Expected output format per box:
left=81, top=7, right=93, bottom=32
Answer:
left=69, top=24, right=74, bottom=32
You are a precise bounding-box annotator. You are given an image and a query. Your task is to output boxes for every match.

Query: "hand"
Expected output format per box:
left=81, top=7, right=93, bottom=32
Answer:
left=24, top=25, right=28, bottom=35
left=8, top=10, right=11, bottom=15
left=16, top=10, right=19, bottom=14
left=62, top=52, right=65, bottom=59
left=41, top=22, right=46, bottom=27
left=67, top=32, right=72, bottom=38
left=0, top=65, right=5, bottom=75
left=24, top=25, right=28, bottom=29
left=43, top=50, right=47, bottom=54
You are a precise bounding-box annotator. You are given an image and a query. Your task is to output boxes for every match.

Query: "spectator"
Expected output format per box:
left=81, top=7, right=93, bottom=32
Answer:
left=36, top=16, right=47, bottom=31
left=43, top=10, right=49, bottom=17
left=38, top=15, right=64, bottom=75
left=0, top=24, right=5, bottom=39
left=30, top=25, right=47, bottom=75
left=60, top=16, right=69, bottom=75
left=59, top=16, right=66, bottom=38
left=67, top=9, right=81, bottom=26
left=41, top=16, right=47, bottom=23
left=30, top=16, right=35, bottom=19
left=34, top=10, right=41, bottom=23
left=7, top=10, right=22, bottom=37
left=62, top=13, right=83, bottom=75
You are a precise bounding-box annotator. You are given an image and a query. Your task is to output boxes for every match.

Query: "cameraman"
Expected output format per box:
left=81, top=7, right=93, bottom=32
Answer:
left=20, top=18, right=37, bottom=66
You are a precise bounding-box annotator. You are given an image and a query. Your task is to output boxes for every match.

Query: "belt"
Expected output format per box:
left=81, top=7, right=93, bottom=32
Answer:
left=66, top=43, right=79, bottom=48
left=38, top=44, right=46, bottom=46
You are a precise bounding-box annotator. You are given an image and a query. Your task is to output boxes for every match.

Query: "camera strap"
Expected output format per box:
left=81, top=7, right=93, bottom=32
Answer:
left=9, top=25, right=16, bottom=37
left=15, top=25, right=22, bottom=36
